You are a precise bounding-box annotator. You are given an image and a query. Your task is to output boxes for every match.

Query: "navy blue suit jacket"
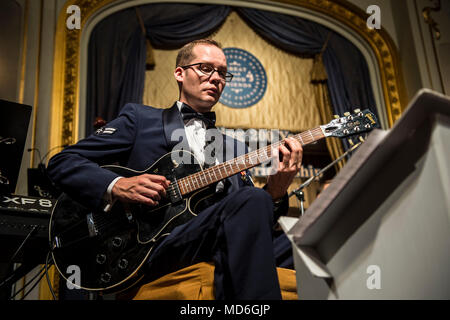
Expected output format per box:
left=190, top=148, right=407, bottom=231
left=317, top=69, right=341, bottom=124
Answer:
left=47, top=103, right=269, bottom=212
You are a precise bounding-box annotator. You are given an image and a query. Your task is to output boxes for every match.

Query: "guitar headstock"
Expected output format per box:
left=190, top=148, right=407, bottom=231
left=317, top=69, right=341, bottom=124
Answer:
left=320, top=109, right=378, bottom=138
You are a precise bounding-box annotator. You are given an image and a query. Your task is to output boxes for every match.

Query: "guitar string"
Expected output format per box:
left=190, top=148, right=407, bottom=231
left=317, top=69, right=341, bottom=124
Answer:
left=91, top=211, right=127, bottom=231
left=196, top=128, right=322, bottom=180
left=102, top=128, right=325, bottom=203
left=88, top=120, right=363, bottom=232
left=93, top=116, right=368, bottom=227
left=177, top=128, right=325, bottom=194
left=187, top=127, right=323, bottom=181
left=92, top=129, right=324, bottom=229
left=89, top=127, right=329, bottom=232
left=177, top=128, right=324, bottom=193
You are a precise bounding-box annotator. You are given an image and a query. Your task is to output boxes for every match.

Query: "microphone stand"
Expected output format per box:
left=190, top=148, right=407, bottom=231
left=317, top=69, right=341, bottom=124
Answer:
left=289, top=141, right=363, bottom=216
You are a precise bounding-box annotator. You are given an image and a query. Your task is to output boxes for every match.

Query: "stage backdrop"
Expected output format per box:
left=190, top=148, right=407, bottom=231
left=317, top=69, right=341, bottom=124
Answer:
left=85, top=4, right=379, bottom=212
left=143, top=11, right=321, bottom=132
left=143, top=11, right=326, bottom=210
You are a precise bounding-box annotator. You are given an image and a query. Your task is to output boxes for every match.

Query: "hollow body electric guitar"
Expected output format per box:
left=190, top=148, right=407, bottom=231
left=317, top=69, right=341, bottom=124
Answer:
left=49, top=109, right=378, bottom=293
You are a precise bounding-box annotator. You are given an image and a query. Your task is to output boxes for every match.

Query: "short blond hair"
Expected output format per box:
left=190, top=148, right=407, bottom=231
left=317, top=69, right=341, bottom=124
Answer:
left=175, top=39, right=222, bottom=67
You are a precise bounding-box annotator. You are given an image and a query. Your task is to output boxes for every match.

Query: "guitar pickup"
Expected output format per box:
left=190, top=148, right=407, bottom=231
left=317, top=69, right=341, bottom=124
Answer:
left=168, top=178, right=182, bottom=203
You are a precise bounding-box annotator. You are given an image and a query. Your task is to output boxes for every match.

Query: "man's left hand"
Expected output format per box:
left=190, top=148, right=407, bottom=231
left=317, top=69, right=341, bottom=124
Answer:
left=265, top=137, right=303, bottom=200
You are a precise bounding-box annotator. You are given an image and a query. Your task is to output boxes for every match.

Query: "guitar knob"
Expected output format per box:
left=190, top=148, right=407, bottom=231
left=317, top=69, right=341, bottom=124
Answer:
left=100, top=272, right=111, bottom=283
left=96, top=254, right=107, bottom=265
left=112, top=236, right=123, bottom=248
left=118, top=258, right=129, bottom=270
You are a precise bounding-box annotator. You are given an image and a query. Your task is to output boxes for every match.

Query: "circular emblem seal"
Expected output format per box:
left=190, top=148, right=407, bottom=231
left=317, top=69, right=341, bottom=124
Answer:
left=219, top=48, right=267, bottom=109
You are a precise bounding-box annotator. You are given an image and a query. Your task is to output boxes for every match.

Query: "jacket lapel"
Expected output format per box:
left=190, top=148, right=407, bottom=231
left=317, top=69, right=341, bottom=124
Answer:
left=162, top=102, right=190, bottom=152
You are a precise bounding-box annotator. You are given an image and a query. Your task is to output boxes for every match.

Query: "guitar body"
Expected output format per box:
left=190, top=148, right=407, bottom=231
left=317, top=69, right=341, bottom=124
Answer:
left=49, top=151, right=220, bottom=293
left=48, top=109, right=378, bottom=293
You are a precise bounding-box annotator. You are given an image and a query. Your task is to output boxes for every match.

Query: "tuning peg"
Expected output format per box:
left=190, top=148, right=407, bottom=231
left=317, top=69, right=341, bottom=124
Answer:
left=344, top=112, right=350, bottom=117
left=348, top=138, right=355, bottom=146
left=334, top=115, right=340, bottom=119
left=354, top=108, right=364, bottom=117
left=359, top=136, right=365, bottom=142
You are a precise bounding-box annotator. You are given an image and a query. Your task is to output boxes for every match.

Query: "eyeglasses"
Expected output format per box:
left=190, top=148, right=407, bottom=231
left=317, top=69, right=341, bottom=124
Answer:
left=181, top=63, right=233, bottom=83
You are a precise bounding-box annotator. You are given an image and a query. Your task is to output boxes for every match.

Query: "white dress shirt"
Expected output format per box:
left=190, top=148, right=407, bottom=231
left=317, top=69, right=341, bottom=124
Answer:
left=176, top=101, right=211, bottom=167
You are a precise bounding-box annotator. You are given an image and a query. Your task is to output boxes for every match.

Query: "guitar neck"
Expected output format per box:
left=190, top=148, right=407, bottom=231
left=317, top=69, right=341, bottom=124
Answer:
left=177, top=127, right=325, bottom=195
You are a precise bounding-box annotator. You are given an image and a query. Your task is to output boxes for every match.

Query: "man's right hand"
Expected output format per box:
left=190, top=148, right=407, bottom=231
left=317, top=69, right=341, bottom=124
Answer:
left=111, top=174, right=170, bottom=206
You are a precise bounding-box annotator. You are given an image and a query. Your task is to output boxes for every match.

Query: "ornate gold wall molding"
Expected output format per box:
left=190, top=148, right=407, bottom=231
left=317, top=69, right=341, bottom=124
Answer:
left=50, top=0, right=406, bottom=148
left=50, top=0, right=115, bottom=150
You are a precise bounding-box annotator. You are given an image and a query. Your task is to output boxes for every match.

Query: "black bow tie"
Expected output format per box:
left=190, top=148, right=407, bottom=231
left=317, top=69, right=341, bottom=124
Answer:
left=180, top=104, right=216, bottom=128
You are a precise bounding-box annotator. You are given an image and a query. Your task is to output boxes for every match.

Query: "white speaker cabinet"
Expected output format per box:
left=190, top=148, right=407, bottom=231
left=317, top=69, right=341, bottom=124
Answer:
left=280, top=89, right=450, bottom=299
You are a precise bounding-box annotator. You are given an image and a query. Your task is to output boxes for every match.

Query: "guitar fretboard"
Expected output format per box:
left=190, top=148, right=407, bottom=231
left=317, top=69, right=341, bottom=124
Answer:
left=177, top=127, right=325, bottom=195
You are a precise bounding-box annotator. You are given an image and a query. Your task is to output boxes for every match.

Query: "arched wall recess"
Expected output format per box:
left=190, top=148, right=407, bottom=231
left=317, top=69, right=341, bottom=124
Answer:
left=49, top=0, right=407, bottom=149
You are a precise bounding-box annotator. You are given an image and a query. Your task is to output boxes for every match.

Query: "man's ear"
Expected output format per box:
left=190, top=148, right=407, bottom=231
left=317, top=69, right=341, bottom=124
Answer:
left=174, top=67, right=184, bottom=82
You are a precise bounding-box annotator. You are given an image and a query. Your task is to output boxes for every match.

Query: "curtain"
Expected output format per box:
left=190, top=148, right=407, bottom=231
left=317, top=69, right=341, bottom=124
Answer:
left=312, top=68, right=346, bottom=170
left=86, top=4, right=230, bottom=136
left=310, top=39, right=345, bottom=169
left=236, top=8, right=378, bottom=151
left=87, top=4, right=378, bottom=147
left=86, top=9, right=144, bottom=135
